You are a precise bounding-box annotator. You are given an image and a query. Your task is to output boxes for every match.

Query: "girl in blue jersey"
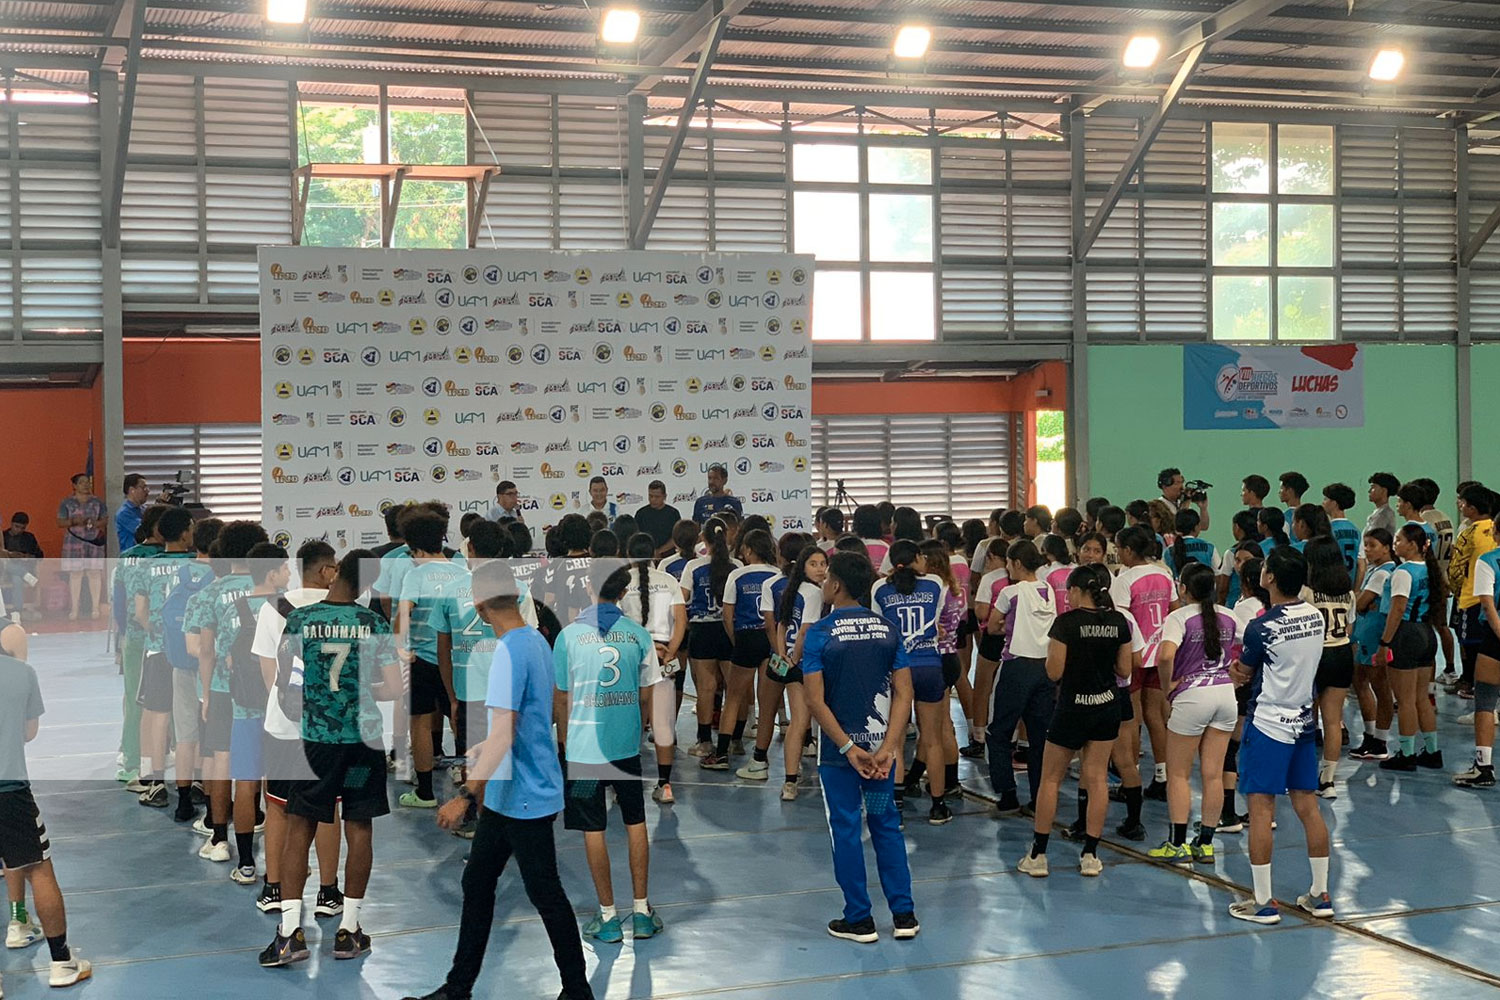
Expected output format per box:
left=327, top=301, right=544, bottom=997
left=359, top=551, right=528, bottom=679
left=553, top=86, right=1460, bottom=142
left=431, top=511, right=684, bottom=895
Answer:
left=762, top=542, right=828, bottom=800
left=1291, top=504, right=1331, bottom=554
left=870, top=540, right=948, bottom=821
left=1167, top=509, right=1217, bottom=580
left=1257, top=508, right=1291, bottom=556
left=916, top=538, right=965, bottom=818
left=1349, top=529, right=1397, bottom=760
left=704, top=529, right=778, bottom=773
left=1378, top=524, right=1447, bottom=772
left=680, top=518, right=741, bottom=758
left=1217, top=511, right=1261, bottom=605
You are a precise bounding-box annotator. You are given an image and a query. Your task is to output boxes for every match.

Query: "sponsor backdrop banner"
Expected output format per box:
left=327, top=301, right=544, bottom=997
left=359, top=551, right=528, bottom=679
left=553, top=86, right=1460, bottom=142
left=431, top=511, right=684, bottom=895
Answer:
left=260, top=249, right=814, bottom=551
left=1183, top=343, right=1363, bottom=430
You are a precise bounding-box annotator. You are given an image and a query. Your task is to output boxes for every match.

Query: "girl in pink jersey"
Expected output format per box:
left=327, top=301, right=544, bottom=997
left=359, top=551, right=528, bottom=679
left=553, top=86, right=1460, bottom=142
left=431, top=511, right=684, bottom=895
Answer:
left=1041, top=534, right=1074, bottom=612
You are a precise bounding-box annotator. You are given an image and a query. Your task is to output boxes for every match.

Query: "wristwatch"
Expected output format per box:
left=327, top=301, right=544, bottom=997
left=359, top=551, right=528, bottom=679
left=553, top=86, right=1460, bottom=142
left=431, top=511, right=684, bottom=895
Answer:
left=1378, top=639, right=1392, bottom=648
left=457, top=785, right=476, bottom=803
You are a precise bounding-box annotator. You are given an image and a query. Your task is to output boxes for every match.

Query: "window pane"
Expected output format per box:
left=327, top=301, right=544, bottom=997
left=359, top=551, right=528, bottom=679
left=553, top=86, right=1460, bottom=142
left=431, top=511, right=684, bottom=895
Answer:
left=303, top=178, right=381, bottom=246
left=870, top=194, right=933, bottom=262
left=1278, top=203, right=1333, bottom=267
left=389, top=108, right=467, bottom=165
left=869, top=146, right=932, bottom=184
left=793, top=144, right=858, bottom=182
left=1213, top=275, right=1270, bottom=340
left=1278, top=275, right=1335, bottom=340
left=297, top=104, right=379, bottom=164
left=812, top=270, right=862, bottom=341
left=393, top=180, right=466, bottom=248
left=1278, top=124, right=1333, bottom=195
left=1212, top=123, right=1269, bottom=194
left=794, top=191, right=859, bottom=260
left=1212, top=202, right=1269, bottom=266
left=870, top=272, right=935, bottom=340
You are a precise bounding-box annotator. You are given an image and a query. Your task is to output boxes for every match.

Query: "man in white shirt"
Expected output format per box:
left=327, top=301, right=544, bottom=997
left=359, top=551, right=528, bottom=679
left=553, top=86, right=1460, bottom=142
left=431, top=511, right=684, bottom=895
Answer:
left=1157, top=468, right=1211, bottom=531
left=487, top=481, right=524, bottom=524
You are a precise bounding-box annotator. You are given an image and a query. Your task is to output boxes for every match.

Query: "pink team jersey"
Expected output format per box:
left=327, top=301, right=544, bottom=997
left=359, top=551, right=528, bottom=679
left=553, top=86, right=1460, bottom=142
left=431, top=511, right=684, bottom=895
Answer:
left=1045, top=564, right=1072, bottom=612
left=1111, top=564, right=1175, bottom=667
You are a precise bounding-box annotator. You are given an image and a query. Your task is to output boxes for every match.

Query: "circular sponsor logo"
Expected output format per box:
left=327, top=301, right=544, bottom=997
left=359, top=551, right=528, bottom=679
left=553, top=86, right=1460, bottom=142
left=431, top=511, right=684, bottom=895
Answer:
left=665, top=317, right=681, bottom=335
left=791, top=267, right=807, bottom=285
left=435, top=289, right=454, bottom=308
left=462, top=265, right=478, bottom=283
left=297, top=348, right=315, bottom=366
left=273, top=346, right=292, bottom=365
left=650, top=402, right=666, bottom=422
left=764, top=291, right=780, bottom=309
left=791, top=318, right=806, bottom=335
left=613, top=435, right=631, bottom=453
left=733, top=432, right=747, bottom=448
left=1215, top=364, right=1241, bottom=402
left=422, top=408, right=441, bottom=425
left=616, top=292, right=633, bottom=308
left=574, top=267, right=591, bottom=284
left=274, top=442, right=294, bottom=461
left=483, top=265, right=501, bottom=285
left=759, top=346, right=776, bottom=361
left=378, top=498, right=396, bottom=514
left=377, top=289, right=394, bottom=306
left=761, top=403, right=777, bottom=420
left=767, top=317, right=781, bottom=334
left=686, top=435, right=702, bottom=452
left=792, top=456, right=807, bottom=472
left=431, top=465, right=448, bottom=483
left=337, top=467, right=356, bottom=485
left=549, top=405, right=567, bottom=423
left=455, top=347, right=472, bottom=364
left=274, top=381, right=293, bottom=399
left=574, top=460, right=591, bottom=478
left=531, top=345, right=551, bottom=364
left=409, top=317, right=426, bottom=335
left=273, top=531, right=292, bottom=548
left=706, top=289, right=722, bottom=307
left=361, top=346, right=381, bottom=366
left=388, top=407, right=407, bottom=426
left=1335, top=404, right=1349, bottom=419
left=732, top=375, right=746, bottom=391
left=460, top=316, right=478, bottom=336
left=422, top=377, right=441, bottom=397
left=696, top=266, right=713, bottom=284
left=672, top=458, right=688, bottom=476
left=507, top=345, right=524, bottom=365
left=550, top=492, right=567, bottom=510
left=594, top=343, right=613, bottom=363
left=735, top=457, right=750, bottom=476
left=686, top=377, right=702, bottom=394
left=612, top=377, right=630, bottom=395
left=767, top=268, right=781, bottom=285
left=423, top=437, right=443, bottom=457
left=435, top=317, right=451, bottom=335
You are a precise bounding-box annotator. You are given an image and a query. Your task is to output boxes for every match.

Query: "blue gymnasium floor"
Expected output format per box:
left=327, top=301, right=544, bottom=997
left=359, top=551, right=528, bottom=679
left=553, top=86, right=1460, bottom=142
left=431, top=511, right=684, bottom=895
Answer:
left=5, top=631, right=1500, bottom=999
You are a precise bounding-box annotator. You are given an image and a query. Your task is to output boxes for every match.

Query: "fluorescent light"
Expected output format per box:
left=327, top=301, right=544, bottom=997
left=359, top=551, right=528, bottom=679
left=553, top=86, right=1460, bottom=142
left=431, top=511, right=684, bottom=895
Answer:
left=600, top=8, right=641, bottom=44
left=265, top=0, right=307, bottom=24
left=1369, top=48, right=1405, bottom=81
left=893, top=25, right=931, bottom=59
left=1122, top=35, right=1161, bottom=69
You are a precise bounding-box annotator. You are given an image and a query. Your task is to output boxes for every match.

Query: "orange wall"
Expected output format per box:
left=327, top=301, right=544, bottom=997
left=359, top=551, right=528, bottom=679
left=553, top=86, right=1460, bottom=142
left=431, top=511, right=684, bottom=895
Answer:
left=124, top=339, right=261, bottom=424
left=0, top=384, right=104, bottom=557
left=810, top=361, right=1067, bottom=415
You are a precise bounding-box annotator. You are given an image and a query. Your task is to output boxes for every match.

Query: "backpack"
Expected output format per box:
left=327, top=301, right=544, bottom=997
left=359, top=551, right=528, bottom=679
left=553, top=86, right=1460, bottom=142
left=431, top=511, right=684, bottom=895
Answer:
left=274, top=597, right=305, bottom=723
left=228, top=595, right=269, bottom=710
left=163, top=564, right=215, bottom=671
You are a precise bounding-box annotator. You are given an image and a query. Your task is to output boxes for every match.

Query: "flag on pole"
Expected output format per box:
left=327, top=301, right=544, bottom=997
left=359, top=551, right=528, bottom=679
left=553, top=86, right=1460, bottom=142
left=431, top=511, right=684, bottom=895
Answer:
left=85, top=432, right=95, bottom=478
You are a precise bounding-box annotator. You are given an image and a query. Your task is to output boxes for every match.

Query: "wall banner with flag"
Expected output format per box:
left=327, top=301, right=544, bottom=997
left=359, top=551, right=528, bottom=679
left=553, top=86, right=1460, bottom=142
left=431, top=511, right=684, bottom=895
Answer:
left=1183, top=343, right=1363, bottom=430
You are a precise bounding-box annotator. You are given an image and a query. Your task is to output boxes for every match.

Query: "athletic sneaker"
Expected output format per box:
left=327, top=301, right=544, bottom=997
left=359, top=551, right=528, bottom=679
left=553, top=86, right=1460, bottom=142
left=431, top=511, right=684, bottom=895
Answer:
left=1416, top=749, right=1444, bottom=769
left=736, top=759, right=769, bottom=781
left=1079, top=853, right=1103, bottom=877
left=802, top=741, right=817, bottom=758
left=582, top=915, right=623, bottom=944
left=1296, top=892, right=1335, bottom=918
left=1147, top=841, right=1192, bottom=867
left=1016, top=852, right=1049, bottom=878
left=115, top=767, right=138, bottom=784
left=1143, top=779, right=1168, bottom=801
left=1453, top=763, right=1496, bottom=788
left=452, top=819, right=477, bottom=840
left=190, top=781, right=207, bottom=806
left=332, top=927, right=372, bottom=960
left=686, top=741, right=714, bottom=758
left=780, top=782, right=798, bottom=802
left=992, top=791, right=1021, bottom=816
left=138, top=783, right=168, bottom=808
left=958, top=740, right=985, bottom=759
left=1228, top=899, right=1281, bottom=925
left=256, top=882, right=282, bottom=913
left=631, top=909, right=664, bottom=939
left=1218, top=813, right=1247, bottom=834
left=652, top=782, right=675, bottom=805
left=1190, top=842, right=1216, bottom=865
left=1348, top=736, right=1388, bottom=760
left=928, top=801, right=953, bottom=826
left=124, top=775, right=149, bottom=794
left=48, top=952, right=91, bottom=987
left=192, top=815, right=212, bottom=837
left=698, top=751, right=730, bottom=770
left=399, top=791, right=438, bottom=809
left=826, top=918, right=878, bottom=943
left=1380, top=753, right=1418, bottom=772
left=231, top=865, right=258, bottom=886
left=5, top=920, right=41, bottom=949
left=198, top=839, right=231, bottom=862
left=892, top=912, right=920, bottom=939
left=729, top=740, right=746, bottom=756
left=1317, top=781, right=1338, bottom=799
left=1061, top=817, right=1087, bottom=841
left=259, top=928, right=310, bottom=967
left=315, top=884, right=345, bottom=917
left=1457, top=711, right=1476, bottom=725
left=1115, top=819, right=1147, bottom=842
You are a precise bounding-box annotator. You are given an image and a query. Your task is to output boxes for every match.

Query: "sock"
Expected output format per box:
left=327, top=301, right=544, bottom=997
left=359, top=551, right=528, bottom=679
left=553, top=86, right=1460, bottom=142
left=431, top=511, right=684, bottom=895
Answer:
left=236, top=832, right=254, bottom=864
left=1376, top=727, right=1390, bottom=743
left=696, top=723, right=711, bottom=743
left=716, top=732, right=732, bottom=755
left=212, top=822, right=228, bottom=845
left=280, top=899, right=303, bottom=937
left=945, top=762, right=959, bottom=790
left=177, top=786, right=191, bottom=808
left=633, top=897, right=650, bottom=916
left=1076, top=788, right=1089, bottom=825
left=657, top=762, right=673, bottom=784
left=1170, top=822, right=1187, bottom=846
left=46, top=934, right=69, bottom=963
left=1153, top=763, right=1167, bottom=783
left=1310, top=855, right=1329, bottom=896
left=1319, top=760, right=1336, bottom=784
left=906, top=758, right=927, bottom=785
left=731, top=719, right=747, bottom=741
left=1124, top=785, right=1143, bottom=824
left=1422, top=731, right=1439, bottom=754
left=10, top=900, right=28, bottom=924
left=416, top=768, right=434, bottom=801
left=1083, top=834, right=1100, bottom=856
left=785, top=768, right=799, bottom=783
left=1251, top=863, right=1273, bottom=906
left=147, top=771, right=163, bottom=785
left=753, top=747, right=768, bottom=763
left=264, top=878, right=279, bottom=892
left=1030, top=832, right=1049, bottom=857
left=1364, top=722, right=1376, bottom=738
left=1399, top=734, right=1417, bottom=757
left=339, top=896, right=363, bottom=933
left=1477, top=745, right=1494, bottom=767
left=1198, top=823, right=1216, bottom=846
left=1223, top=788, right=1238, bottom=820
left=600, top=904, right=616, bottom=922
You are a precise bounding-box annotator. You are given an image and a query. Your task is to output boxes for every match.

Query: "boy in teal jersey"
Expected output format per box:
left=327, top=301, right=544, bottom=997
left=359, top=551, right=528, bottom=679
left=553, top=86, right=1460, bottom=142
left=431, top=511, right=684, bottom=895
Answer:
left=554, top=561, right=672, bottom=944
left=397, top=510, right=468, bottom=808
left=132, top=507, right=197, bottom=807
left=1322, top=483, right=1363, bottom=578
left=262, top=550, right=399, bottom=970
left=113, top=504, right=166, bottom=784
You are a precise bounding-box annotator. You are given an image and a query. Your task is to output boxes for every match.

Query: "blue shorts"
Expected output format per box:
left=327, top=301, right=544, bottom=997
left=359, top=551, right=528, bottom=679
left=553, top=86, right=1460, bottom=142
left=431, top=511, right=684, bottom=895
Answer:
left=230, top=717, right=264, bottom=781
left=909, top=663, right=945, bottom=704
left=1238, top=720, right=1317, bottom=796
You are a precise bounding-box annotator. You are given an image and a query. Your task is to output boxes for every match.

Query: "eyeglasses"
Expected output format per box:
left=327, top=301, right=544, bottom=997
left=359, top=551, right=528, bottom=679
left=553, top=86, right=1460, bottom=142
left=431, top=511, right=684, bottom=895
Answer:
left=499, top=490, right=519, bottom=497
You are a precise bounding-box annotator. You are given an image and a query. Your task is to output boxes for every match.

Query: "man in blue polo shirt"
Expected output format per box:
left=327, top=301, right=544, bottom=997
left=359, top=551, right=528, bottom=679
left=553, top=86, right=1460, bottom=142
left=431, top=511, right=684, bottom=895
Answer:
left=691, top=464, right=743, bottom=524
left=801, top=551, right=919, bottom=945
left=410, top=561, right=593, bottom=1000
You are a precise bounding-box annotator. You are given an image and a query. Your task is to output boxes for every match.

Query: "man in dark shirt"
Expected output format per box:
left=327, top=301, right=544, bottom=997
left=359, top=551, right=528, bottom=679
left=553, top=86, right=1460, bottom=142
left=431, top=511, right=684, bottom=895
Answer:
left=691, top=464, right=743, bottom=524
left=3, top=514, right=42, bottom=620
left=634, top=480, right=681, bottom=557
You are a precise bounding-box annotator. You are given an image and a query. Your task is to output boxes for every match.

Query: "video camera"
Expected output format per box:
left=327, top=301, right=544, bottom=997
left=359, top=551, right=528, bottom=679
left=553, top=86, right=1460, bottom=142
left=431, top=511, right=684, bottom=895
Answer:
left=1183, top=479, right=1213, bottom=504
left=161, top=470, right=192, bottom=503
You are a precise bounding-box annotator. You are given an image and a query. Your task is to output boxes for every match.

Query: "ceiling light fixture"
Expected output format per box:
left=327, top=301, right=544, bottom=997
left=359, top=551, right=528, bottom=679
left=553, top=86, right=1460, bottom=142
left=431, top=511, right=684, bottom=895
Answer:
left=1122, top=35, right=1161, bottom=69
left=601, top=8, right=642, bottom=44
left=893, top=25, right=931, bottom=60
left=1368, top=48, right=1405, bottom=81
left=265, top=0, right=308, bottom=24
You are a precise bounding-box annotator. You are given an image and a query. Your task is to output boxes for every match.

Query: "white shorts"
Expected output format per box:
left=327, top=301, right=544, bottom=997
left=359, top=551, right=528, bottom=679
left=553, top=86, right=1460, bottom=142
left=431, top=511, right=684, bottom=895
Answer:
left=1166, top=684, right=1238, bottom=737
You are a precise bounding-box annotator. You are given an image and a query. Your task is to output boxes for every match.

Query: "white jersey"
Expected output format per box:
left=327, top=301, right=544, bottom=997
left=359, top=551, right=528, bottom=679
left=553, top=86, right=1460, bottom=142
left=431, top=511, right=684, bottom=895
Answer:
left=1300, top=586, right=1354, bottom=648
left=251, top=586, right=327, bottom=742
left=993, top=578, right=1057, bottom=660
left=620, top=566, right=686, bottom=644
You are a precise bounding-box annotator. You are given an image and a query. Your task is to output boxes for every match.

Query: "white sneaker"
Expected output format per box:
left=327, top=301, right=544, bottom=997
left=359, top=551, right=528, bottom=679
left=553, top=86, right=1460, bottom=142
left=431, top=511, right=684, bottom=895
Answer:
left=736, top=759, right=770, bottom=781
left=5, top=920, right=42, bottom=949
left=781, top=781, right=799, bottom=801
left=198, top=839, right=231, bottom=862
left=802, top=741, right=817, bottom=758
left=1458, top=711, right=1476, bottom=725
left=449, top=765, right=466, bottom=787
left=686, top=741, right=713, bottom=758
left=1017, top=852, right=1049, bottom=878
left=48, top=952, right=92, bottom=987
left=124, top=776, right=149, bottom=793
left=1079, top=853, right=1103, bottom=877
left=192, top=815, right=212, bottom=837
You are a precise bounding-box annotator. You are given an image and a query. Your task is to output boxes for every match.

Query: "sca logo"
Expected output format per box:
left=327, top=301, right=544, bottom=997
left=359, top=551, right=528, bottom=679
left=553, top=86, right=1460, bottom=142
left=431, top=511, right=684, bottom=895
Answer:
left=423, top=408, right=441, bottom=425
left=274, top=381, right=293, bottom=399
left=388, top=407, right=407, bottom=426
left=557, top=346, right=582, bottom=362
left=273, top=442, right=294, bottom=461
left=422, top=377, right=442, bottom=397
left=672, top=458, right=688, bottom=476
left=751, top=489, right=775, bottom=503
left=430, top=466, right=448, bottom=483
left=550, top=492, right=568, bottom=510
left=507, top=346, right=524, bottom=365
left=686, top=377, right=702, bottom=394
left=273, top=346, right=292, bottom=365
left=423, top=437, right=443, bottom=457
left=360, top=346, right=381, bottom=366
left=650, top=402, right=667, bottom=422
left=593, top=343, right=613, bottom=363
left=574, top=461, right=591, bottom=478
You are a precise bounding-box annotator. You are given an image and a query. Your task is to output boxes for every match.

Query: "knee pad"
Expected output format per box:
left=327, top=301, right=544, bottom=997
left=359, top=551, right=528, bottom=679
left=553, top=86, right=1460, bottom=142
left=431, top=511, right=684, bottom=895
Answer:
left=1223, top=738, right=1240, bottom=774
left=1475, top=682, right=1500, bottom=714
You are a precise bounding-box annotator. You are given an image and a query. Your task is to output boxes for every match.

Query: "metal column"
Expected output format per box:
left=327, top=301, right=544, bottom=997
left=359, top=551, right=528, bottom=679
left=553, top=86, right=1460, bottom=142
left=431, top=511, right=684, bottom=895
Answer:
left=98, top=71, right=127, bottom=556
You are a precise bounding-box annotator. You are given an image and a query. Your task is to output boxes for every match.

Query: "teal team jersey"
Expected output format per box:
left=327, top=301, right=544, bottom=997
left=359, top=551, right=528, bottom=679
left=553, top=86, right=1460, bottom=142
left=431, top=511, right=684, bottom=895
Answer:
left=187, top=573, right=252, bottom=695
left=134, top=551, right=197, bottom=648
left=374, top=545, right=412, bottom=600
left=282, top=601, right=395, bottom=745
left=1330, top=518, right=1361, bottom=575
left=399, top=559, right=469, bottom=663
left=435, top=568, right=497, bottom=703
left=117, top=542, right=164, bottom=640
left=206, top=578, right=273, bottom=717
left=554, top=603, right=663, bottom=766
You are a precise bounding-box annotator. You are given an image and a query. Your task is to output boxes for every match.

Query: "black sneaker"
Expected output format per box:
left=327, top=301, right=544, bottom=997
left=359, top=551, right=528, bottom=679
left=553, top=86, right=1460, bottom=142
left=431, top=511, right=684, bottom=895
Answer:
left=893, top=792, right=906, bottom=812
left=958, top=741, right=985, bottom=759
left=992, top=791, right=1021, bottom=816
left=1416, top=749, right=1444, bottom=769
left=173, top=798, right=197, bottom=823
left=892, top=912, right=920, bottom=939
left=256, top=881, right=282, bottom=913
left=1143, top=779, right=1168, bottom=801
left=190, top=781, right=207, bottom=806
left=1348, top=736, right=1388, bottom=761
left=827, top=917, right=878, bottom=943
left=1454, top=764, right=1496, bottom=788
left=1380, top=753, right=1418, bottom=772
left=698, top=751, right=730, bottom=771
left=1108, top=785, right=1127, bottom=803
left=315, top=884, right=345, bottom=917
left=402, top=988, right=470, bottom=1000
left=1218, top=812, right=1248, bottom=834
left=258, top=927, right=310, bottom=967
left=138, top=782, right=168, bottom=808
left=332, top=927, right=371, bottom=960
left=1115, top=819, right=1147, bottom=842
left=1061, top=817, right=1087, bottom=841
left=928, top=801, right=953, bottom=826
left=943, top=784, right=965, bottom=801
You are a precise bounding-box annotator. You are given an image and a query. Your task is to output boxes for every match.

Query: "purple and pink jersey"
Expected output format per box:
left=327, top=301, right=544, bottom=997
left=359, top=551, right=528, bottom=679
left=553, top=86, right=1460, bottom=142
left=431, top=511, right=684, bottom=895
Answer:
left=1158, top=605, right=1243, bottom=700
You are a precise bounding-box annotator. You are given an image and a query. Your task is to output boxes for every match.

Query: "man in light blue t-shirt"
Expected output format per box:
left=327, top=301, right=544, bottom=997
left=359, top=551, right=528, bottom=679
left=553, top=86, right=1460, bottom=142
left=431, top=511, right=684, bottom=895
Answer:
left=418, top=561, right=593, bottom=1000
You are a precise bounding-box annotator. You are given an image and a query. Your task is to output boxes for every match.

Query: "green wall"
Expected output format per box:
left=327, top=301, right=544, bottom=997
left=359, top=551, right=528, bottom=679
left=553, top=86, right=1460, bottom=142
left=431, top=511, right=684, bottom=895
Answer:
left=1473, top=345, right=1500, bottom=492
left=1086, top=344, right=1458, bottom=551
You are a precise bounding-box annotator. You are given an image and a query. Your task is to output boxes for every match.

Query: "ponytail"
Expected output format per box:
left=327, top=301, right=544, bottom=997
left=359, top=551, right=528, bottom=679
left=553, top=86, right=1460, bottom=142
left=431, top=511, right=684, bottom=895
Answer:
left=1398, top=523, right=1447, bottom=626
left=1066, top=564, right=1113, bottom=610
left=1039, top=532, right=1071, bottom=567
left=1241, top=557, right=1269, bottom=607
left=1171, top=509, right=1199, bottom=578
left=626, top=532, right=656, bottom=626
left=705, top=518, right=733, bottom=599
left=888, top=538, right=920, bottom=596
left=779, top=543, right=819, bottom=625
left=1258, top=507, right=1290, bottom=547
left=1180, top=562, right=1220, bottom=660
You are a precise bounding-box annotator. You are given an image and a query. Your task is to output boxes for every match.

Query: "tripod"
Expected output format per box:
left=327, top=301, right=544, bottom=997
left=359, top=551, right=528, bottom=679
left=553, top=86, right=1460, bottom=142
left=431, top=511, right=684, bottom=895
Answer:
left=833, top=478, right=858, bottom=516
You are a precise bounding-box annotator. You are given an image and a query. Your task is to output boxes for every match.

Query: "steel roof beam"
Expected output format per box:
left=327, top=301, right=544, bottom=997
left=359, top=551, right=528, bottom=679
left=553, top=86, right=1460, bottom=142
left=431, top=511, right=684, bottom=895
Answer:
left=1462, top=203, right=1500, bottom=268
left=631, top=0, right=755, bottom=95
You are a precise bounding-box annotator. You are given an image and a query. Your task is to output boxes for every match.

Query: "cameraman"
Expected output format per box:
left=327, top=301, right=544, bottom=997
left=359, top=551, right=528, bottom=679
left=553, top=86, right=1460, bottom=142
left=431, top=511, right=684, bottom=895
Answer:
left=1157, top=468, right=1211, bottom=532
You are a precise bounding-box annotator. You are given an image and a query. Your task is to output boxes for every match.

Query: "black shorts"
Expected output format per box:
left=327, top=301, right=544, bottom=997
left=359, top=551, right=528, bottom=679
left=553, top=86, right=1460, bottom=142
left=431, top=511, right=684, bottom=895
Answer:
left=977, top=631, right=1006, bottom=662
left=263, top=734, right=317, bottom=805
left=1315, top=644, right=1355, bottom=691
left=941, top=652, right=962, bottom=689
left=1048, top=703, right=1121, bottom=751
left=1389, top=621, right=1437, bottom=671
left=1118, top=686, right=1136, bottom=722
left=911, top=662, right=946, bottom=704
left=410, top=657, right=451, bottom=717
left=1477, top=619, right=1500, bottom=663
left=454, top=700, right=489, bottom=756
left=731, top=627, right=771, bottom=668
left=1235, top=681, right=1250, bottom=717
left=136, top=651, right=174, bottom=713
left=1456, top=604, right=1485, bottom=646
left=0, top=787, right=49, bottom=870
left=957, top=610, right=978, bottom=643
left=287, top=742, right=390, bottom=824
left=563, top=756, right=646, bottom=833
left=688, top=621, right=734, bottom=661
left=201, top=690, right=234, bottom=754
